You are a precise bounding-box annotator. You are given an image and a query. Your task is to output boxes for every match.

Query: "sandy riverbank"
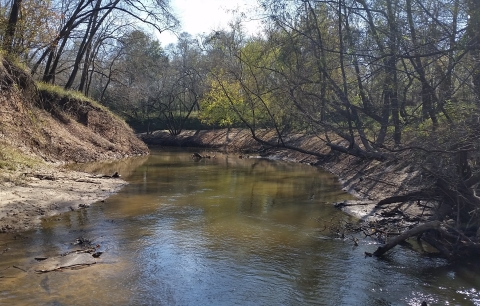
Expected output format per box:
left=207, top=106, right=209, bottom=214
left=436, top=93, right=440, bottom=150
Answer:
left=0, top=167, right=126, bottom=232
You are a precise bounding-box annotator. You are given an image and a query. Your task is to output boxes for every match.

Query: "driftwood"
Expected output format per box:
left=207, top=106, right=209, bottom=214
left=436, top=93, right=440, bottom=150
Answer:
left=100, top=171, right=120, bottom=178
left=12, top=265, right=27, bottom=272
left=373, top=220, right=441, bottom=256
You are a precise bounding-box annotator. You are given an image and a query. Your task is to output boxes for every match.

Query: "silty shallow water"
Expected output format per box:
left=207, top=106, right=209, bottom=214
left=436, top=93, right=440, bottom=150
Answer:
left=1, top=148, right=479, bottom=305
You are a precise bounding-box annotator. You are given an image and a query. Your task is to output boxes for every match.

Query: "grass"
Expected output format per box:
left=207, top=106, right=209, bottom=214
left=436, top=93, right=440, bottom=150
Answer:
left=36, top=82, right=130, bottom=128
left=0, top=143, right=41, bottom=171
left=0, top=51, right=30, bottom=73
left=36, top=82, right=97, bottom=104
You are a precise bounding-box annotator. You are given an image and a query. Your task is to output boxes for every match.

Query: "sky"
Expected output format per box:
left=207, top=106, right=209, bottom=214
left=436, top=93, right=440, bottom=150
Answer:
left=157, top=0, right=263, bottom=46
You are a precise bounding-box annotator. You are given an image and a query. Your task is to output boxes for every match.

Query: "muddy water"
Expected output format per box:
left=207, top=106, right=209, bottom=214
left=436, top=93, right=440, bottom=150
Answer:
left=1, top=148, right=480, bottom=306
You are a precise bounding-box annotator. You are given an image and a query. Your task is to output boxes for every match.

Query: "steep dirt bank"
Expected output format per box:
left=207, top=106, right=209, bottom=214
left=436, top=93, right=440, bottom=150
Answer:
left=0, top=60, right=148, bottom=164
left=141, top=129, right=430, bottom=223
left=0, top=58, right=149, bottom=232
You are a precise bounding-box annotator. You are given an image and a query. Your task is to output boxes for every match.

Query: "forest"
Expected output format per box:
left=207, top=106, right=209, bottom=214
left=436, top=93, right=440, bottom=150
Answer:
left=1, top=0, right=480, bottom=259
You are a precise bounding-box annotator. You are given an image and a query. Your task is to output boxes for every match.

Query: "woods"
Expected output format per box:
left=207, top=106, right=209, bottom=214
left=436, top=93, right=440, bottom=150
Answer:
left=0, top=0, right=479, bottom=259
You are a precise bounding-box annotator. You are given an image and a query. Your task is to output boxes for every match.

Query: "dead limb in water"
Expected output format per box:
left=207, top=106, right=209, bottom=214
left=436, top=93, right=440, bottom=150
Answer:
left=373, top=221, right=441, bottom=256
left=192, top=152, right=215, bottom=160
left=192, top=152, right=202, bottom=159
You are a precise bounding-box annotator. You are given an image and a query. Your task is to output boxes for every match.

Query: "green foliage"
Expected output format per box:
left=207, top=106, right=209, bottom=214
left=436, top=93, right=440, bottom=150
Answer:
left=200, top=77, right=247, bottom=127
left=0, top=51, right=29, bottom=72
left=443, top=100, right=478, bottom=122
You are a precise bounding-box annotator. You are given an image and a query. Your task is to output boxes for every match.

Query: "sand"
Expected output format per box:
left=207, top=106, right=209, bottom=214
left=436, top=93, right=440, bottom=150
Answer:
left=0, top=167, right=126, bottom=232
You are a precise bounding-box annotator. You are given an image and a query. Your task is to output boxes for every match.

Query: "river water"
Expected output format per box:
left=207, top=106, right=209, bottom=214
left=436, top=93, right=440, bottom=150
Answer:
left=1, top=148, right=480, bottom=305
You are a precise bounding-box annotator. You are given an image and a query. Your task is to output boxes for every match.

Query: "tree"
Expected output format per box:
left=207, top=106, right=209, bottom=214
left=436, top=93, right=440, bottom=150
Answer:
left=467, top=0, right=480, bottom=102
left=26, top=0, right=177, bottom=87
left=204, top=0, right=480, bottom=258
left=0, top=0, right=59, bottom=60
left=100, top=29, right=168, bottom=132
left=2, top=0, right=22, bottom=53
left=155, top=33, right=205, bottom=135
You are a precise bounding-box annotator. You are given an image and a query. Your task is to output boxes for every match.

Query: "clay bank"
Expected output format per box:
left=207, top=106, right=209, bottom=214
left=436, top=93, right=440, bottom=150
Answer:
left=0, top=58, right=149, bottom=232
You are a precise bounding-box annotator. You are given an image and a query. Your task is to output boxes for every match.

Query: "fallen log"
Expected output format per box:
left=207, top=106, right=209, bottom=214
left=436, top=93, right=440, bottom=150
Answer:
left=373, top=220, right=441, bottom=256
left=376, top=190, right=435, bottom=207
left=333, top=200, right=372, bottom=208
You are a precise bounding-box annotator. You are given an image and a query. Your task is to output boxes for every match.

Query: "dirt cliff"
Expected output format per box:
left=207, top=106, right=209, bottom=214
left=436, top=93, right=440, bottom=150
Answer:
left=0, top=59, right=148, bottom=164
left=0, top=57, right=148, bottom=232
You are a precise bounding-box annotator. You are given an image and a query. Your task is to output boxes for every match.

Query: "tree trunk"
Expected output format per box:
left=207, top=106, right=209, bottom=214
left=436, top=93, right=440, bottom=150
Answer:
left=3, top=0, right=22, bottom=54
left=406, top=0, right=439, bottom=127
left=467, top=0, right=480, bottom=102
left=66, top=0, right=102, bottom=89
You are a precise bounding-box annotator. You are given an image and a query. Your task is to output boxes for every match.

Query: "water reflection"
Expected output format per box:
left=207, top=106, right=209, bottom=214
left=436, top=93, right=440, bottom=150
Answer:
left=1, top=148, right=480, bottom=305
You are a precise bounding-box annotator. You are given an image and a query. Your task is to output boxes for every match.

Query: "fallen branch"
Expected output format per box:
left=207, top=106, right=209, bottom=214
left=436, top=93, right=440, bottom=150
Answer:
left=12, top=265, right=27, bottom=272
left=376, top=190, right=435, bottom=206
left=373, top=220, right=441, bottom=256
left=35, top=263, right=95, bottom=273
left=333, top=201, right=373, bottom=208
left=251, top=134, right=329, bottom=159
left=74, top=179, right=101, bottom=184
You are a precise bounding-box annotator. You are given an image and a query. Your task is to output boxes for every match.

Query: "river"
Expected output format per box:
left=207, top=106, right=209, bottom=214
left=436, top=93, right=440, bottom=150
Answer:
left=1, top=148, right=479, bottom=305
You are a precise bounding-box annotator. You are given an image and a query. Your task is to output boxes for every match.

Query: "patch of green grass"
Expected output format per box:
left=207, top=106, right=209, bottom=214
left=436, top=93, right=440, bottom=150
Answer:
left=0, top=143, right=41, bottom=171
left=36, top=82, right=96, bottom=103
left=0, top=51, right=29, bottom=72
left=36, top=82, right=130, bottom=127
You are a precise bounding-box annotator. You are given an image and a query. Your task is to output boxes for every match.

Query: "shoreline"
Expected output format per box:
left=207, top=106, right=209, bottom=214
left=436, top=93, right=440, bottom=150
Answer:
left=0, top=166, right=127, bottom=233
left=0, top=128, right=432, bottom=233
left=142, top=129, right=432, bottom=223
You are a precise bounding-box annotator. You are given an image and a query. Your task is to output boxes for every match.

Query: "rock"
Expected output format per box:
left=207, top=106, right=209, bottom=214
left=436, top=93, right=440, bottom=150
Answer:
left=34, top=253, right=96, bottom=273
